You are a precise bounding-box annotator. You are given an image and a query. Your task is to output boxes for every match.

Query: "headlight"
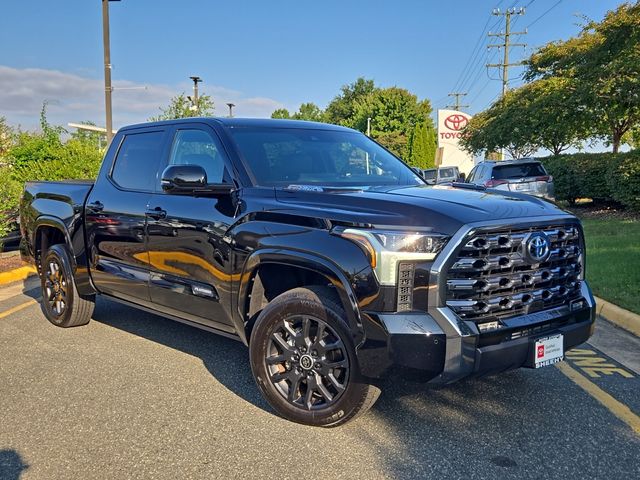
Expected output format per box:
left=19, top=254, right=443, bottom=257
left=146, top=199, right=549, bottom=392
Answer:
left=335, top=228, right=449, bottom=285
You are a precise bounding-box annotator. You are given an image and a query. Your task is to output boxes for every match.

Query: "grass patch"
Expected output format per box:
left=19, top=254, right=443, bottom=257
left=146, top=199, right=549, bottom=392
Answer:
left=581, top=218, right=640, bottom=314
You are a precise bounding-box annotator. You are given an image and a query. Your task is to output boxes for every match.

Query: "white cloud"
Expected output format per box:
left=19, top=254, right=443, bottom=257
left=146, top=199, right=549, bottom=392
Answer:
left=0, top=65, right=284, bottom=130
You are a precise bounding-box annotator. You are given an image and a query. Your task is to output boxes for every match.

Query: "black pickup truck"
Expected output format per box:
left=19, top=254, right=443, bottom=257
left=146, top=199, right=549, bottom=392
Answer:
left=20, top=118, right=595, bottom=427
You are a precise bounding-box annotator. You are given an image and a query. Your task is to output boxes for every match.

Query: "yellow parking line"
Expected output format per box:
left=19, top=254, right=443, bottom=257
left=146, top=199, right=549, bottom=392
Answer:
left=0, top=299, right=38, bottom=319
left=556, top=361, right=640, bottom=436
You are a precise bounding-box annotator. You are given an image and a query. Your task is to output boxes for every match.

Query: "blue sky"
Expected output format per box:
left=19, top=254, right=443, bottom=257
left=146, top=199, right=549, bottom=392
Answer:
left=0, top=0, right=623, bottom=130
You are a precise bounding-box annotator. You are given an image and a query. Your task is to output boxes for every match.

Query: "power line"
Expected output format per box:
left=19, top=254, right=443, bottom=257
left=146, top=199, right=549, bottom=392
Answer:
left=457, top=15, right=504, bottom=94
left=526, top=0, right=563, bottom=28
left=452, top=16, right=494, bottom=93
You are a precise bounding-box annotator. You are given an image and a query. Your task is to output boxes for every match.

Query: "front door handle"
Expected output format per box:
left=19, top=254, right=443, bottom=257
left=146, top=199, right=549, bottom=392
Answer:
left=145, top=207, right=167, bottom=220
left=87, top=201, right=104, bottom=213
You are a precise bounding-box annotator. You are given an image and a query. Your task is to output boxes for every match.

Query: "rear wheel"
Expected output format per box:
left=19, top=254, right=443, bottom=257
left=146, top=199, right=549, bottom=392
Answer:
left=249, top=286, right=380, bottom=427
left=40, top=244, right=94, bottom=328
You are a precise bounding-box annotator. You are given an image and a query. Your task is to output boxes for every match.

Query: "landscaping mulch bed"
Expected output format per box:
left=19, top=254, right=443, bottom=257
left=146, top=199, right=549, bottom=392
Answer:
left=0, top=254, right=27, bottom=274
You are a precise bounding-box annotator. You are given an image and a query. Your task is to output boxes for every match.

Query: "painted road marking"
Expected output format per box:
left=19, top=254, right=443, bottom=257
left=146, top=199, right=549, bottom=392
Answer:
left=0, top=299, right=38, bottom=319
left=556, top=361, right=640, bottom=436
left=566, top=348, right=634, bottom=379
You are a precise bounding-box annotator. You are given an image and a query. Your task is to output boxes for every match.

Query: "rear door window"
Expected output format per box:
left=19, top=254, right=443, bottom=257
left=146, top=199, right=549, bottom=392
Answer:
left=492, top=163, right=547, bottom=180
left=111, top=131, right=165, bottom=191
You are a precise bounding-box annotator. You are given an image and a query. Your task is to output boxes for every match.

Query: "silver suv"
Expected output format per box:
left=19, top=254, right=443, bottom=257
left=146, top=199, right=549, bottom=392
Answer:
left=466, top=159, right=554, bottom=200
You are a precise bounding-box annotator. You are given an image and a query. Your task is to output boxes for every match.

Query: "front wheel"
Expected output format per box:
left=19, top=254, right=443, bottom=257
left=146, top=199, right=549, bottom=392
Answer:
left=249, top=286, right=380, bottom=427
left=40, top=244, right=94, bottom=328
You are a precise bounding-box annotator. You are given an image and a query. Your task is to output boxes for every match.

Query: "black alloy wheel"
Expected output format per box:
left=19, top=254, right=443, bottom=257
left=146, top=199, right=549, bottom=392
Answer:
left=40, top=244, right=94, bottom=328
left=266, top=314, right=349, bottom=410
left=44, top=256, right=68, bottom=318
left=249, top=286, right=380, bottom=427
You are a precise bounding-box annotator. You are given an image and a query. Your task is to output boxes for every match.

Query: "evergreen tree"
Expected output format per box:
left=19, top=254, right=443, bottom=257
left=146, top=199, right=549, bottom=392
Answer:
left=408, top=122, right=437, bottom=168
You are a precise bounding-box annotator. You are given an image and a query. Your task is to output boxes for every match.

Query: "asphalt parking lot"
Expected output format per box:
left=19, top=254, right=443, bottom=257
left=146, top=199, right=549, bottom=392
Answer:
left=1, top=279, right=638, bottom=479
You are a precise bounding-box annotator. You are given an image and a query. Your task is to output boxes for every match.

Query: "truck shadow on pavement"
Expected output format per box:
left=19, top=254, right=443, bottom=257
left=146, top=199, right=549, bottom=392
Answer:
left=90, top=298, right=640, bottom=478
left=0, top=450, right=29, bottom=480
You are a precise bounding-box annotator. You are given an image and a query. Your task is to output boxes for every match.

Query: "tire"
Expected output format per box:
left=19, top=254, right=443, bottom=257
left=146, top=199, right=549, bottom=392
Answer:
left=249, top=286, right=380, bottom=427
left=40, top=244, right=94, bottom=328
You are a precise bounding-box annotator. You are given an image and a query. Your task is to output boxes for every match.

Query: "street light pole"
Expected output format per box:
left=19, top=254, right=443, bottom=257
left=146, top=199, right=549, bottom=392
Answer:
left=226, top=103, right=235, bottom=117
left=102, top=0, right=114, bottom=145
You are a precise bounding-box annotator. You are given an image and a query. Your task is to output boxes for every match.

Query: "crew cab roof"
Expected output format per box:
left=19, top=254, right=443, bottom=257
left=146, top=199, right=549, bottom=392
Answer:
left=119, top=117, right=358, bottom=133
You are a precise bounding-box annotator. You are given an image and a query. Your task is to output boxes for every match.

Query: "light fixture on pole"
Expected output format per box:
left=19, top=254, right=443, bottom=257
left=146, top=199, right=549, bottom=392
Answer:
left=189, top=76, right=202, bottom=113
left=226, top=103, right=235, bottom=118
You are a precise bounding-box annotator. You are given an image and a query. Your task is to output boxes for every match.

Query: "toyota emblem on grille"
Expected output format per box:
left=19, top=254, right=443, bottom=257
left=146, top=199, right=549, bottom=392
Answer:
left=525, top=232, right=551, bottom=263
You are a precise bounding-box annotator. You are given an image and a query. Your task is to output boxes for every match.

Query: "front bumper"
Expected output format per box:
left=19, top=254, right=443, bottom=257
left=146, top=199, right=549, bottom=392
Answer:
left=357, top=281, right=596, bottom=383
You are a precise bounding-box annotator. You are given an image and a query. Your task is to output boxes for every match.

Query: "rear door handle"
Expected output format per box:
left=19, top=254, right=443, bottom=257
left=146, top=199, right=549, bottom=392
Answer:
left=87, top=201, right=104, bottom=213
left=145, top=207, right=167, bottom=220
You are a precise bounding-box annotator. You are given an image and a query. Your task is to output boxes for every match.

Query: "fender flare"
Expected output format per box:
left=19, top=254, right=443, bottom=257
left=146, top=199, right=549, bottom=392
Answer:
left=237, top=248, right=365, bottom=346
left=33, top=216, right=74, bottom=268
left=33, top=215, right=96, bottom=296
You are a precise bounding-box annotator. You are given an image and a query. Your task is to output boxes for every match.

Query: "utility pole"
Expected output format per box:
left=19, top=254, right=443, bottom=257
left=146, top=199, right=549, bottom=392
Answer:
left=446, top=92, right=469, bottom=111
left=101, top=0, right=117, bottom=145
left=487, top=7, right=527, bottom=97
left=189, top=76, right=202, bottom=113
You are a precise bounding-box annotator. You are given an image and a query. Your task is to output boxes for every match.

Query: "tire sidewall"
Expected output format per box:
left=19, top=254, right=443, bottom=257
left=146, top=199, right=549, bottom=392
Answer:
left=250, top=289, right=368, bottom=427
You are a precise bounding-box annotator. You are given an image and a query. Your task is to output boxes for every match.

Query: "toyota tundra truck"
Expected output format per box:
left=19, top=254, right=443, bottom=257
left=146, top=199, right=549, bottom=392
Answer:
left=19, top=118, right=596, bottom=427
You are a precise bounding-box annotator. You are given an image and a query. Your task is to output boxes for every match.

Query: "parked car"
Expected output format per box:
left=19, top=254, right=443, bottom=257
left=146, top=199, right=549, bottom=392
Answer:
left=20, top=118, right=594, bottom=427
left=421, top=166, right=461, bottom=185
left=466, top=159, right=555, bottom=200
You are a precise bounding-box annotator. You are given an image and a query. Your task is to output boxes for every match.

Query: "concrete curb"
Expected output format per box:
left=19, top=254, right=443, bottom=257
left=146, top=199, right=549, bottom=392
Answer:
left=595, top=296, right=640, bottom=338
left=0, top=265, right=37, bottom=286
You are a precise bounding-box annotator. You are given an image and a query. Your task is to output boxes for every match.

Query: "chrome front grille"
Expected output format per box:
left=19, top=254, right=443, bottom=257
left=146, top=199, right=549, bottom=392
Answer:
left=445, top=224, right=583, bottom=323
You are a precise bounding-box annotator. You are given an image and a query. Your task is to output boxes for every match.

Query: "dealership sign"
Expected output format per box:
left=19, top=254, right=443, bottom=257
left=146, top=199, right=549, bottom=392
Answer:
left=437, top=109, right=474, bottom=174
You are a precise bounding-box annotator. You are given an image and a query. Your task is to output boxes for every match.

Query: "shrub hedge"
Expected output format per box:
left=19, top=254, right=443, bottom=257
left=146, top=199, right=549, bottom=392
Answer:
left=541, top=150, right=640, bottom=211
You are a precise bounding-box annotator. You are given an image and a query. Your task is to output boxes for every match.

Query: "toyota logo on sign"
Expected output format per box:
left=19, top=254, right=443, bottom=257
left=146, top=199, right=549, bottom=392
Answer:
left=444, top=114, right=468, bottom=131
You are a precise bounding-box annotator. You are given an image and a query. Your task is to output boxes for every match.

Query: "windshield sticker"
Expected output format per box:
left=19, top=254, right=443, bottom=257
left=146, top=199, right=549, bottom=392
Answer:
left=285, top=185, right=325, bottom=192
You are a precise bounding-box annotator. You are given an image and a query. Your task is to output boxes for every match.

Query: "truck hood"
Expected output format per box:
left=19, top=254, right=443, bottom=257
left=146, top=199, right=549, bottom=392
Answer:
left=274, top=185, right=572, bottom=235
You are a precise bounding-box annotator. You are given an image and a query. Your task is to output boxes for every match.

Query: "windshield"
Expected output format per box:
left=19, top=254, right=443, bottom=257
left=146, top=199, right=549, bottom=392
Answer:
left=493, top=162, right=547, bottom=180
left=228, top=127, right=424, bottom=188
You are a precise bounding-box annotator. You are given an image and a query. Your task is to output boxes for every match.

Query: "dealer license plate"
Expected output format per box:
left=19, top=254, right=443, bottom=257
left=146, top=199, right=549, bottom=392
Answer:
left=534, top=334, right=564, bottom=368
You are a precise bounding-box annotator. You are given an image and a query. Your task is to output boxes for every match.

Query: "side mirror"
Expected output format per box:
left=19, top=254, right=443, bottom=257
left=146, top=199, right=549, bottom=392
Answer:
left=161, top=165, right=207, bottom=192
left=161, top=164, right=234, bottom=197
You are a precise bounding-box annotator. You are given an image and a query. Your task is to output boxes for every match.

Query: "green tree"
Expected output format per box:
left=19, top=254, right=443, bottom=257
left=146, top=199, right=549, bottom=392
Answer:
left=324, top=77, right=378, bottom=127
left=408, top=121, right=437, bottom=168
left=291, top=102, right=324, bottom=122
left=352, top=87, right=434, bottom=158
left=525, top=2, right=640, bottom=152
left=271, top=108, right=291, bottom=119
left=461, top=76, right=588, bottom=157
left=460, top=90, right=538, bottom=159
left=149, top=92, right=214, bottom=121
